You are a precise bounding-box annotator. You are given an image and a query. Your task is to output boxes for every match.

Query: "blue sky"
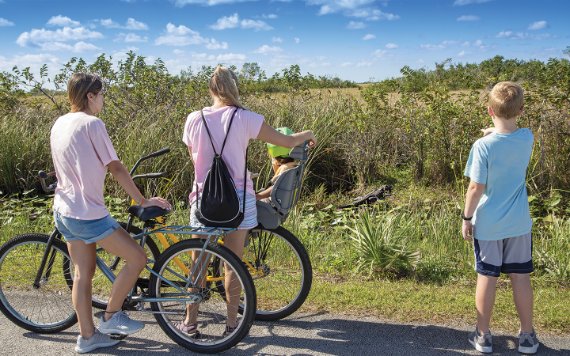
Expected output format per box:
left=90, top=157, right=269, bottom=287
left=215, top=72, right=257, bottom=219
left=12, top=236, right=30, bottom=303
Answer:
left=0, top=0, right=568, bottom=82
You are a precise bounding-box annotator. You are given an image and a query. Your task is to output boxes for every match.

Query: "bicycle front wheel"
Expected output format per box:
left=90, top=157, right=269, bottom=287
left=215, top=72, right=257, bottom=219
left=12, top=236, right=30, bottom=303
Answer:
left=243, top=226, right=312, bottom=321
left=0, top=233, right=77, bottom=333
left=149, top=238, right=256, bottom=354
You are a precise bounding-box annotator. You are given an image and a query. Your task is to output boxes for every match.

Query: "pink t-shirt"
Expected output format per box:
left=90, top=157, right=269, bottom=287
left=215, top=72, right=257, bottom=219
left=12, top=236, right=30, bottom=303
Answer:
left=182, top=106, right=264, bottom=204
left=50, top=112, right=119, bottom=220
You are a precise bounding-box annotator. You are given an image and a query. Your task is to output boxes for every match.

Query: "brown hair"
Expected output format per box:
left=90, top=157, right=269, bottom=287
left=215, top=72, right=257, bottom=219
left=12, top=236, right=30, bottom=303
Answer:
left=209, top=66, right=242, bottom=108
left=488, top=81, right=524, bottom=119
left=67, top=73, right=103, bottom=112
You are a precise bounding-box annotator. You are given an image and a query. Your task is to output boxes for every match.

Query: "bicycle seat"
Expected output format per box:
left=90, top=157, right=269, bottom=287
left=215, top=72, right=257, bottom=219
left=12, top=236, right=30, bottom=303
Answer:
left=128, top=205, right=170, bottom=221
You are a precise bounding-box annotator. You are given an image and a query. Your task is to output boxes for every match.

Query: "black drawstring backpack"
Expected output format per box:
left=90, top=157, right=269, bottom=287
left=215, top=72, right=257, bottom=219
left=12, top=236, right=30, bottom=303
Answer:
left=195, top=107, right=247, bottom=228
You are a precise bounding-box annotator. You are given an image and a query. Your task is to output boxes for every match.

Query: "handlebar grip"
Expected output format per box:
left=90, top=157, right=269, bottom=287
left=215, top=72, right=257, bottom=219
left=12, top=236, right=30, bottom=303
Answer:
left=145, top=147, right=170, bottom=159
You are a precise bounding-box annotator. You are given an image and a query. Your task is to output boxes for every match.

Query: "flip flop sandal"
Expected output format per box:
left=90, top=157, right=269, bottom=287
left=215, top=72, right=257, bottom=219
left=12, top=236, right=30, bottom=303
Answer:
left=174, top=321, right=200, bottom=337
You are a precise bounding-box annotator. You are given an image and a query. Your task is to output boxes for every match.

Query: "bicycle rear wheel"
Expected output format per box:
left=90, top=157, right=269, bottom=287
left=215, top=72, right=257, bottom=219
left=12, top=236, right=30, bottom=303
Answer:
left=0, top=233, right=77, bottom=333
left=243, top=226, right=312, bottom=321
left=149, top=238, right=256, bottom=354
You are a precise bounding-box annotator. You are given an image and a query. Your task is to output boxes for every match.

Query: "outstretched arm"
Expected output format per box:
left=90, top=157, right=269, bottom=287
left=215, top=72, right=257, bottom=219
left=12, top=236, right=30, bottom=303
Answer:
left=107, top=160, right=171, bottom=209
left=256, top=122, right=317, bottom=148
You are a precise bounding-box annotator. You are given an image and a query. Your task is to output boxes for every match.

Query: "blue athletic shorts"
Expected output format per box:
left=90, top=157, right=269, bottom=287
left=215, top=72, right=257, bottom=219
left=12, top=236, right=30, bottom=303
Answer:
left=54, top=211, right=120, bottom=244
left=473, top=232, right=533, bottom=277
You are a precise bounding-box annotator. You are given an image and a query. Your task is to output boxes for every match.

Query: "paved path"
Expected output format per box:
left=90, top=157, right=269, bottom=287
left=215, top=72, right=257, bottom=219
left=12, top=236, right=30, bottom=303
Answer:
left=1, top=311, right=569, bottom=355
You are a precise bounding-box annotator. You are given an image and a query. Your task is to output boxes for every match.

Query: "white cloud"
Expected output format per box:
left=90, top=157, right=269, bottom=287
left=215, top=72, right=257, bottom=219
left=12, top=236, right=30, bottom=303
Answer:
left=155, top=23, right=228, bottom=49
left=189, top=52, right=247, bottom=63
left=263, top=14, right=278, bottom=19
left=272, top=36, right=283, bottom=43
left=347, top=21, right=365, bottom=29
left=458, top=50, right=466, bottom=57
left=100, top=18, right=148, bottom=30
left=210, top=13, right=272, bottom=31
left=33, top=41, right=100, bottom=53
left=457, top=15, right=479, bottom=21
left=309, top=1, right=399, bottom=21
left=0, top=17, right=14, bottom=27
left=528, top=20, right=547, bottom=30
left=17, top=27, right=103, bottom=47
left=374, top=49, right=387, bottom=57
left=254, top=45, right=283, bottom=54
left=385, top=43, right=398, bottom=49
left=496, top=31, right=527, bottom=39
left=0, top=53, right=61, bottom=73
left=362, top=34, right=375, bottom=40
left=47, top=15, right=80, bottom=27
left=115, top=33, right=148, bottom=43
left=453, top=0, right=492, bottom=5
left=173, top=0, right=256, bottom=7
left=420, top=40, right=457, bottom=50
left=294, top=37, right=300, bottom=44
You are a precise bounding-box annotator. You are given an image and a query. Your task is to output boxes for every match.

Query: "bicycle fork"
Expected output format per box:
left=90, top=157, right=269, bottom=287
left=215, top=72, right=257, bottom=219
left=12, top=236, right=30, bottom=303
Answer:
left=33, top=230, right=61, bottom=289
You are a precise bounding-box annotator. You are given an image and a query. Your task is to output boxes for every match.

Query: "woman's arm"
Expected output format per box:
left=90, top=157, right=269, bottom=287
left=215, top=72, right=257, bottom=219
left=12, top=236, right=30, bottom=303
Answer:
left=256, top=122, right=317, bottom=148
left=107, top=160, right=171, bottom=209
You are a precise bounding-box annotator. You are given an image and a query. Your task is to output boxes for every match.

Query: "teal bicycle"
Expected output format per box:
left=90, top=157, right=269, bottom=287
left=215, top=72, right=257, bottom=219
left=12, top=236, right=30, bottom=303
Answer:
left=0, top=150, right=256, bottom=354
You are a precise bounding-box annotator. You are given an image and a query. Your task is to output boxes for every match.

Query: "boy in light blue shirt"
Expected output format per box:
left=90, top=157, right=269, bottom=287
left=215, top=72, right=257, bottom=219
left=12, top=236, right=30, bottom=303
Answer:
left=462, top=81, right=539, bottom=354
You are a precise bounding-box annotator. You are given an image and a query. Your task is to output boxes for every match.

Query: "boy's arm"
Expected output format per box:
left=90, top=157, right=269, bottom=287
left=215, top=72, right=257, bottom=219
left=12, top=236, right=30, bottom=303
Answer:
left=462, top=180, right=485, bottom=241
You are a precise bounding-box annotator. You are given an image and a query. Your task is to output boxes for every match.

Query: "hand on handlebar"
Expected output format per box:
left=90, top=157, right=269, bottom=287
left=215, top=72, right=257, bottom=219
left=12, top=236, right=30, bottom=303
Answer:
left=141, top=197, right=172, bottom=211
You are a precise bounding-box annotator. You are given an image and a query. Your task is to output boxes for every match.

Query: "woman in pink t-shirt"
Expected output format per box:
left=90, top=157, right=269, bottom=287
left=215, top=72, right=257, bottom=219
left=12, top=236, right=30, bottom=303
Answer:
left=50, top=73, right=171, bottom=353
left=180, top=66, right=316, bottom=335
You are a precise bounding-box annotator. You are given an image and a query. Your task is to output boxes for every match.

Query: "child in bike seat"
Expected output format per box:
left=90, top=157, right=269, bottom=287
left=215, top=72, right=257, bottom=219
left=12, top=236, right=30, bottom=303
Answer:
left=255, top=127, right=299, bottom=202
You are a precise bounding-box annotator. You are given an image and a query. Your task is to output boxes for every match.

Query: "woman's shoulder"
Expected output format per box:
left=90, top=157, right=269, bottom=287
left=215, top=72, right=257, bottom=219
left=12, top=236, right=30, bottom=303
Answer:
left=236, top=107, right=264, bottom=121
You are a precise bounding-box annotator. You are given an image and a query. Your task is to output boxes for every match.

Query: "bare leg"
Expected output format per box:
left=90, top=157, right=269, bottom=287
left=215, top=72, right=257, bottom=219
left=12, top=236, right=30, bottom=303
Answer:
left=509, top=273, right=534, bottom=333
left=222, top=230, right=248, bottom=328
left=184, top=234, right=208, bottom=325
left=97, top=228, right=147, bottom=320
left=67, top=241, right=97, bottom=339
left=476, top=273, right=498, bottom=333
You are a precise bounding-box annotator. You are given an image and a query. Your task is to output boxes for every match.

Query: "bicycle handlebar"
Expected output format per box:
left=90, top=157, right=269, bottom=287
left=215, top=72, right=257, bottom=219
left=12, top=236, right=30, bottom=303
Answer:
left=129, top=147, right=170, bottom=176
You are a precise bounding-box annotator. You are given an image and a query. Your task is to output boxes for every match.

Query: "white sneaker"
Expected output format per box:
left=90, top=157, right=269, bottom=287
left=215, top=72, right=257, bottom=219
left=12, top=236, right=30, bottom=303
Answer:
left=75, top=329, right=120, bottom=354
left=99, top=311, right=144, bottom=335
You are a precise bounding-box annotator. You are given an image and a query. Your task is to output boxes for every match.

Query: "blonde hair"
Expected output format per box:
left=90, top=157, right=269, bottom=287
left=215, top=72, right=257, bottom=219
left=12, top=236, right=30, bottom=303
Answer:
left=67, top=73, right=103, bottom=112
left=209, top=66, right=242, bottom=108
left=488, top=81, right=524, bottom=119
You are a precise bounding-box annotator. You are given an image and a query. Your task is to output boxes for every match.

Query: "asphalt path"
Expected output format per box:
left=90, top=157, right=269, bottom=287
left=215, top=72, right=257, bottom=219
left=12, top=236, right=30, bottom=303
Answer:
left=1, top=310, right=569, bottom=355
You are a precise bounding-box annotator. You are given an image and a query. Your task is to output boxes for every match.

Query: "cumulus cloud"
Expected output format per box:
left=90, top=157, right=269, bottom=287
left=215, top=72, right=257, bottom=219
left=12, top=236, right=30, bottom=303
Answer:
left=294, top=37, right=300, bottom=44
left=420, top=40, right=457, bottom=50
left=457, top=15, right=479, bottom=21
left=272, top=36, right=283, bottom=43
left=17, top=27, right=103, bottom=47
left=362, top=34, right=375, bottom=40
left=347, top=21, right=365, bottom=29
left=115, top=33, right=148, bottom=43
left=453, top=0, right=492, bottom=5
left=309, top=1, right=399, bottom=21
left=155, top=23, right=228, bottom=49
left=528, top=20, right=547, bottom=30
left=100, top=18, right=148, bottom=30
left=210, top=13, right=272, bottom=31
left=385, top=43, right=398, bottom=49
left=254, top=44, right=283, bottom=54
left=47, top=15, right=80, bottom=27
left=0, top=17, right=14, bottom=27
left=190, top=52, right=247, bottom=63
left=496, top=31, right=527, bottom=39
left=458, top=50, right=466, bottom=57
left=173, top=0, right=255, bottom=7
left=0, top=53, right=61, bottom=73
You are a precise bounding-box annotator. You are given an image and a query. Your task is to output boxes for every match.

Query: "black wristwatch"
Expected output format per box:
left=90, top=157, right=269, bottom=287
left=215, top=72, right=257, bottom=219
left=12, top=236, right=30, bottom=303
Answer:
left=461, top=212, right=473, bottom=221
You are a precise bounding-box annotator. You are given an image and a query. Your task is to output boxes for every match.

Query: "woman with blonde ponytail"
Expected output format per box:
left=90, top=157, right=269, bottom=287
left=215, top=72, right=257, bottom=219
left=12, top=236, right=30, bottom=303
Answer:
left=179, top=66, right=316, bottom=336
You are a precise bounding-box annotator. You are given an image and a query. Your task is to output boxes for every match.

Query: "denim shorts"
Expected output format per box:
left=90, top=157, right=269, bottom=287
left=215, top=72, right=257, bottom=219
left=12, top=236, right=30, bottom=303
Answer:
left=54, top=211, right=120, bottom=244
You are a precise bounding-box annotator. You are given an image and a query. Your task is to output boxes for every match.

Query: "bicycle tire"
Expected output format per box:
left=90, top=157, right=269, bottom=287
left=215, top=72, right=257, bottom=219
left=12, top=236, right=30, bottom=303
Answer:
left=243, top=226, right=312, bottom=321
left=0, top=233, right=77, bottom=333
left=149, top=238, right=256, bottom=354
left=89, top=223, right=160, bottom=310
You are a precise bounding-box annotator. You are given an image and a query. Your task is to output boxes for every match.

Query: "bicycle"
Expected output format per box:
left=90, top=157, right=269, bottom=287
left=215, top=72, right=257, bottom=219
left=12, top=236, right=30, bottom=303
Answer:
left=0, top=151, right=256, bottom=354
left=93, top=145, right=313, bottom=322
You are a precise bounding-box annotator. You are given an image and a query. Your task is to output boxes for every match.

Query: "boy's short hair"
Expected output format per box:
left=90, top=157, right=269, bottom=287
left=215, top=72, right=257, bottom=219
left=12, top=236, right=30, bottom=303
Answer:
left=488, top=81, right=524, bottom=119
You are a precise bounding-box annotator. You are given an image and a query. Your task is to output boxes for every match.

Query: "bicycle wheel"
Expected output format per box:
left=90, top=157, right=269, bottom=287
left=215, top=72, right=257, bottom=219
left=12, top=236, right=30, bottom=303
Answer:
left=0, top=233, right=77, bottom=333
left=149, top=238, right=256, bottom=354
left=243, top=226, right=312, bottom=321
left=90, top=224, right=160, bottom=310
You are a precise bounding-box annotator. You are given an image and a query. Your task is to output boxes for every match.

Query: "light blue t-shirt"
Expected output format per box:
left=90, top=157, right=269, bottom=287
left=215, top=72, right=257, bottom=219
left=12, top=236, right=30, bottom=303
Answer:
left=464, top=128, right=533, bottom=240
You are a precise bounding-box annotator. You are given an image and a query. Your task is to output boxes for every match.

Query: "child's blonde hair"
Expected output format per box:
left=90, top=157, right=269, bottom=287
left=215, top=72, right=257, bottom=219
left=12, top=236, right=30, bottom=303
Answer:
left=488, top=81, right=524, bottom=119
left=67, top=73, right=103, bottom=112
left=209, top=66, right=242, bottom=108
